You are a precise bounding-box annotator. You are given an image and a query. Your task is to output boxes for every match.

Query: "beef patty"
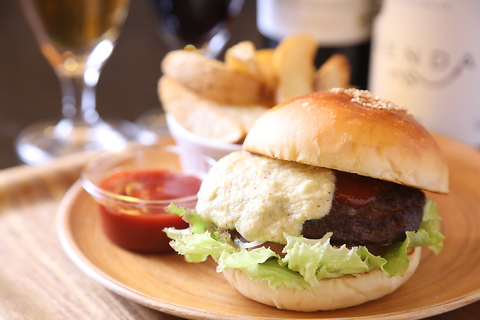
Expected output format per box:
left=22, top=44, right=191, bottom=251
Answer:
left=302, top=172, right=426, bottom=247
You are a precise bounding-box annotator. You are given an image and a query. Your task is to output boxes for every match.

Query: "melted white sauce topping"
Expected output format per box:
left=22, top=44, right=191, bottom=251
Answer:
left=196, top=151, right=336, bottom=244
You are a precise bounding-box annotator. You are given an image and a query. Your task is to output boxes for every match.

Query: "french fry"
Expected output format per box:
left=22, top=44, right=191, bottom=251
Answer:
left=161, top=50, right=270, bottom=105
left=273, top=34, right=317, bottom=103
left=313, top=54, right=351, bottom=91
left=158, top=76, right=245, bottom=143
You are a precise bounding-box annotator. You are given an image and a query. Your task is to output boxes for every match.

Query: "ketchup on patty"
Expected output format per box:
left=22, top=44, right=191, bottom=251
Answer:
left=334, top=171, right=392, bottom=208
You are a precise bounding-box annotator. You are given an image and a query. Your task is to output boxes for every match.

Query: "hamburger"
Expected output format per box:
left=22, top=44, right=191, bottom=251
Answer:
left=165, top=88, right=448, bottom=311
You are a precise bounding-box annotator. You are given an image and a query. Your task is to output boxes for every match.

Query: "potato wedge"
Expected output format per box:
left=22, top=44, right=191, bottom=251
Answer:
left=215, top=104, right=270, bottom=133
left=224, top=41, right=262, bottom=78
left=273, top=34, right=317, bottom=103
left=157, top=75, right=199, bottom=108
left=161, top=50, right=270, bottom=105
left=170, top=100, right=246, bottom=143
left=256, top=48, right=277, bottom=92
left=158, top=76, right=245, bottom=143
left=314, top=54, right=351, bottom=91
left=224, top=43, right=276, bottom=106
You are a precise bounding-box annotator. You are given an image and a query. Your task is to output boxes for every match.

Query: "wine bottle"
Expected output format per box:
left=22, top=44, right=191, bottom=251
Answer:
left=256, top=0, right=379, bottom=89
left=368, top=0, right=480, bottom=146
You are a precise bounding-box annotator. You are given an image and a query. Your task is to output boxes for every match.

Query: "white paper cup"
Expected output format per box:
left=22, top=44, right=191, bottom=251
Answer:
left=166, top=113, right=242, bottom=165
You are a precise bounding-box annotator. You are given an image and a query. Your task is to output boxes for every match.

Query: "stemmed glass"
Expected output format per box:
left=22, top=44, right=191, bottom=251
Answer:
left=16, top=0, right=134, bottom=165
left=150, top=0, right=244, bottom=58
left=135, top=0, right=244, bottom=138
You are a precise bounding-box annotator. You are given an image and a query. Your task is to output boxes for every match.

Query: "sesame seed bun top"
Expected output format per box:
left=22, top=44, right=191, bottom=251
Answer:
left=243, top=88, right=449, bottom=193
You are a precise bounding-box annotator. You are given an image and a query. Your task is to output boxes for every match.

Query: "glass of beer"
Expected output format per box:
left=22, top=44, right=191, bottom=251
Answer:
left=16, top=0, right=133, bottom=165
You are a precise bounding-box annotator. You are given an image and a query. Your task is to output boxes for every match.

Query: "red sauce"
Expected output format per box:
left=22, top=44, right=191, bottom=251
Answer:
left=334, top=171, right=392, bottom=208
left=98, top=170, right=202, bottom=253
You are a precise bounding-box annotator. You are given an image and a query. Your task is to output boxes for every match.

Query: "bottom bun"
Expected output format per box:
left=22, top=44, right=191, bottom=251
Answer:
left=222, top=247, right=421, bottom=312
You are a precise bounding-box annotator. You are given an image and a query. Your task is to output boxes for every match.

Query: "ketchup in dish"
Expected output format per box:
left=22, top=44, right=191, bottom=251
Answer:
left=98, top=170, right=202, bottom=253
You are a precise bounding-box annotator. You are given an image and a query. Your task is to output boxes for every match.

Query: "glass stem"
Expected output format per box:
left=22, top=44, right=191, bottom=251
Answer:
left=59, top=74, right=100, bottom=126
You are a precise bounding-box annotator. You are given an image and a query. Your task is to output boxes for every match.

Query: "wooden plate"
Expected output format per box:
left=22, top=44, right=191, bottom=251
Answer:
left=57, top=136, right=480, bottom=320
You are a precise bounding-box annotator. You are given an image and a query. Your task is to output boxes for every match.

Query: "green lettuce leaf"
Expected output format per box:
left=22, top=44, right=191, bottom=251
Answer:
left=220, top=254, right=311, bottom=291
left=164, top=229, right=235, bottom=262
left=164, top=198, right=444, bottom=289
left=406, top=198, right=445, bottom=254
left=281, top=233, right=378, bottom=285
left=380, top=198, right=445, bottom=277
left=381, top=237, right=411, bottom=277
left=165, top=203, right=212, bottom=234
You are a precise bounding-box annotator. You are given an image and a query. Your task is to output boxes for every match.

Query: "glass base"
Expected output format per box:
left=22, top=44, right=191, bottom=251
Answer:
left=15, top=118, right=141, bottom=165
left=135, top=108, right=169, bottom=144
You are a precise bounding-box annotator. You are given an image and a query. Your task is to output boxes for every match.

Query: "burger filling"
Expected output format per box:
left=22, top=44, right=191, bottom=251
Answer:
left=196, top=151, right=425, bottom=249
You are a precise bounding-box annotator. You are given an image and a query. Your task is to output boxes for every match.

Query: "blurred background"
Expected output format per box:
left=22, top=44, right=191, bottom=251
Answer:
left=1, top=0, right=478, bottom=169
left=0, top=0, right=262, bottom=169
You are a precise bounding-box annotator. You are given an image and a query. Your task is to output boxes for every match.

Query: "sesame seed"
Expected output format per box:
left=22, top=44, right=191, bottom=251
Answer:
left=330, top=88, right=407, bottom=112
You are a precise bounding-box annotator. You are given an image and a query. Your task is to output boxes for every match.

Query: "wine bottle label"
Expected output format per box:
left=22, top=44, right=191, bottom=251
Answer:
left=368, top=0, right=480, bottom=146
left=256, top=0, right=377, bottom=46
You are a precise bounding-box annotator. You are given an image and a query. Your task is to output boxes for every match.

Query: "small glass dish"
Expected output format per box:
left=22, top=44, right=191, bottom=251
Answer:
left=81, top=144, right=215, bottom=253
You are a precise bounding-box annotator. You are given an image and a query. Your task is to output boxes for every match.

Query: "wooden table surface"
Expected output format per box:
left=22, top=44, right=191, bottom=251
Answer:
left=1, top=136, right=480, bottom=320
left=0, top=147, right=179, bottom=320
